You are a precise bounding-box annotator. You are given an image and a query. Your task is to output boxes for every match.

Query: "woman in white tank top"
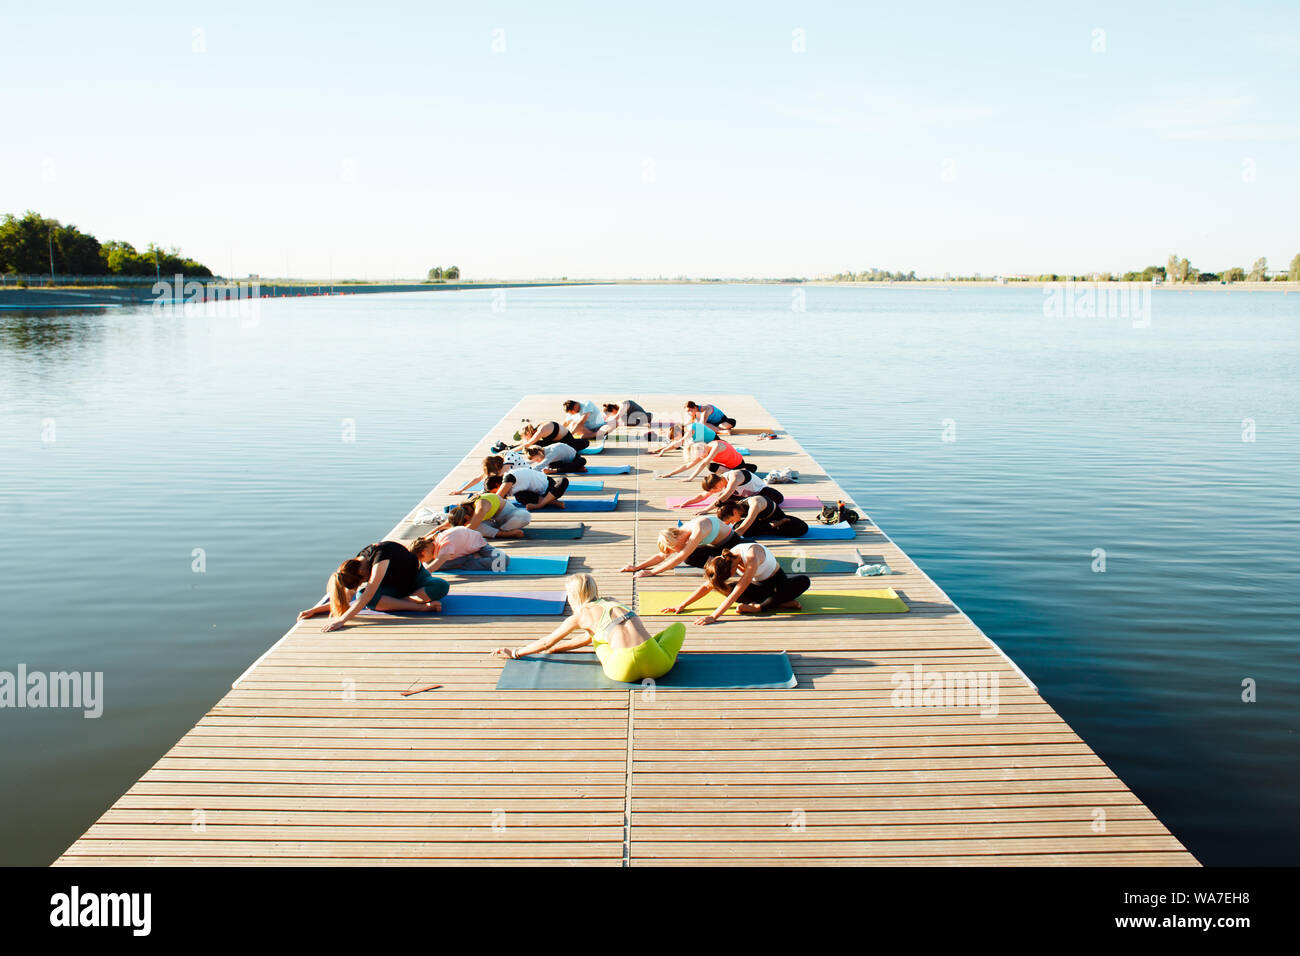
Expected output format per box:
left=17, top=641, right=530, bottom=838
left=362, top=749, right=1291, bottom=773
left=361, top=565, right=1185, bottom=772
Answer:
left=658, top=542, right=810, bottom=625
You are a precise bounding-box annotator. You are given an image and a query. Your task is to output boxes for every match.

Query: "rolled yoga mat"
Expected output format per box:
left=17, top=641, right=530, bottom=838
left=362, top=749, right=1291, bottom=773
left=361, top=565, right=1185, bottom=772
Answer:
left=454, top=555, right=570, bottom=576
left=665, top=494, right=823, bottom=509
left=360, top=590, right=568, bottom=616
left=637, top=588, right=908, bottom=616
left=674, top=552, right=864, bottom=575
left=522, top=524, right=586, bottom=540
left=521, top=493, right=619, bottom=512
left=497, top=651, right=797, bottom=690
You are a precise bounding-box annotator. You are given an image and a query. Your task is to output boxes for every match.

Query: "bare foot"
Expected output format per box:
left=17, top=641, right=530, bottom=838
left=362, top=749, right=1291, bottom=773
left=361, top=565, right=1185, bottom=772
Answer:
left=737, top=603, right=763, bottom=614
left=779, top=600, right=802, bottom=611
left=499, top=530, right=524, bottom=539
left=553, top=500, right=566, bottom=509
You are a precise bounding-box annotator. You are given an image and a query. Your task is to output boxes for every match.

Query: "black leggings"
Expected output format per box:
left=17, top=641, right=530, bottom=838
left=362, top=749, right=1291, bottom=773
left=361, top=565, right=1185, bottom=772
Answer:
left=548, top=455, right=587, bottom=473
left=750, top=502, right=808, bottom=538
left=738, top=568, right=811, bottom=610
left=708, top=460, right=757, bottom=475
left=515, top=475, right=569, bottom=505
left=684, top=531, right=743, bottom=568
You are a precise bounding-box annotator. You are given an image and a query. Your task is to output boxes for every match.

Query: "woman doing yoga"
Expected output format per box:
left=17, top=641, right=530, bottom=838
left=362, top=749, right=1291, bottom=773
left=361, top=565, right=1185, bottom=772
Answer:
left=621, top=514, right=744, bottom=576
left=297, top=540, right=449, bottom=632
left=491, top=573, right=687, bottom=682
left=718, top=495, right=809, bottom=538
left=660, top=543, right=811, bottom=625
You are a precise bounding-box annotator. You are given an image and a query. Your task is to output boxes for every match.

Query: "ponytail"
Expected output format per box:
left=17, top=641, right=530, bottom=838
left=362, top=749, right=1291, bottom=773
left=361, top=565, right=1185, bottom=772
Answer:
left=701, top=473, right=724, bottom=492
left=329, top=559, right=366, bottom=617
left=483, top=455, right=504, bottom=475
left=704, top=551, right=740, bottom=594
left=410, top=534, right=439, bottom=563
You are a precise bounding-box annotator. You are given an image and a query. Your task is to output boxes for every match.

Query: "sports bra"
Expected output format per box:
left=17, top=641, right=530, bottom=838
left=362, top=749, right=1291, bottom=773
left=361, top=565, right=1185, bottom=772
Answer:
left=473, top=493, right=503, bottom=519
left=732, top=542, right=779, bottom=582
left=697, top=514, right=733, bottom=546
left=588, top=597, right=636, bottom=648
left=730, top=469, right=766, bottom=497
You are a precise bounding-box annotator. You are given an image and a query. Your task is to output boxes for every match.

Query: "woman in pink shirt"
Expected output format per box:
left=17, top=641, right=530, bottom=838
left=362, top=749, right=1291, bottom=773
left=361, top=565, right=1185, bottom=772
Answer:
left=411, top=526, right=506, bottom=573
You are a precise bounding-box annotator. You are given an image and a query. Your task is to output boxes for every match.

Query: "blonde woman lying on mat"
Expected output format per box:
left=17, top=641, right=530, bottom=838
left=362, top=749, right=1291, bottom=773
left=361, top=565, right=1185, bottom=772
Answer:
left=655, top=436, right=756, bottom=481
left=490, top=573, right=686, bottom=682
left=660, top=543, right=811, bottom=625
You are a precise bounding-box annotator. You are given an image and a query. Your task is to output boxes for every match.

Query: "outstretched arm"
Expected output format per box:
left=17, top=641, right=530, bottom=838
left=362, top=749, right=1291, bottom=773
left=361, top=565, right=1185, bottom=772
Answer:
left=700, top=559, right=759, bottom=625
left=637, top=525, right=705, bottom=577
left=323, top=559, right=388, bottom=632
left=660, top=582, right=713, bottom=615
left=683, top=443, right=720, bottom=480
left=491, top=614, right=586, bottom=659
left=451, top=467, right=487, bottom=495
left=732, top=497, right=763, bottom=537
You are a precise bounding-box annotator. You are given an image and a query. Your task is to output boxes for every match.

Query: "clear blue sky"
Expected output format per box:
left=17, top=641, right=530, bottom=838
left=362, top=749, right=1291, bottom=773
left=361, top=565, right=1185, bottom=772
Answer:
left=3, top=1, right=1296, bottom=279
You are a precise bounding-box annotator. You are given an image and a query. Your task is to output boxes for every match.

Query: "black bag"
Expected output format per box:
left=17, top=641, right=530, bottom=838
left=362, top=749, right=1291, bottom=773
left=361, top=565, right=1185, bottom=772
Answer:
left=819, top=500, right=860, bottom=525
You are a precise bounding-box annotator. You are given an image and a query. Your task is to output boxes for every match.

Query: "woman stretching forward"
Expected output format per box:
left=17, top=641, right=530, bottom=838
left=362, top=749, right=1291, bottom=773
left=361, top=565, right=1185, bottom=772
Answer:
left=411, top=526, right=506, bottom=573
left=662, top=543, right=811, bottom=625
left=490, top=573, right=687, bottom=683
left=684, top=400, right=736, bottom=433
left=622, top=515, right=743, bottom=576
left=718, top=496, right=809, bottom=539
left=298, top=540, right=449, bottom=632
left=675, top=467, right=783, bottom=512
left=657, top=436, right=756, bottom=481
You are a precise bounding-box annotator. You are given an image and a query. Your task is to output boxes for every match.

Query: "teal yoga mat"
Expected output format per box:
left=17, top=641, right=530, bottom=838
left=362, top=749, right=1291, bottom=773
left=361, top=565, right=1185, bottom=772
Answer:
left=524, top=493, right=618, bottom=512
left=521, top=524, right=586, bottom=539
left=496, top=652, right=796, bottom=690
left=581, top=465, right=631, bottom=475
left=361, top=591, right=568, bottom=616
left=454, top=555, right=569, bottom=576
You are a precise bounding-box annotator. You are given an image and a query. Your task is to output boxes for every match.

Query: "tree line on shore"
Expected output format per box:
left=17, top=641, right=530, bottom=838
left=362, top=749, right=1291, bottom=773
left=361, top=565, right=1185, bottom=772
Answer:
left=1, top=211, right=213, bottom=278
left=834, top=254, right=1300, bottom=283
left=426, top=266, right=461, bottom=281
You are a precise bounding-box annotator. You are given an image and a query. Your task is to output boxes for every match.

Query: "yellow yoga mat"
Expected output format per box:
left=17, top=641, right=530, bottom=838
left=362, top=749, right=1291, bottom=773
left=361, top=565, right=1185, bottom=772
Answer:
left=637, top=588, right=909, bottom=616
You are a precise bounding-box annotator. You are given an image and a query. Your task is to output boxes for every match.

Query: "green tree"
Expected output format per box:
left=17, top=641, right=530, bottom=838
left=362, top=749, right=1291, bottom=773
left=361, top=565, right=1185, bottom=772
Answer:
left=1289, top=253, right=1300, bottom=282
left=427, top=266, right=443, bottom=281
left=444, top=265, right=460, bottom=280
left=1223, top=266, right=1245, bottom=282
left=1248, top=257, right=1268, bottom=281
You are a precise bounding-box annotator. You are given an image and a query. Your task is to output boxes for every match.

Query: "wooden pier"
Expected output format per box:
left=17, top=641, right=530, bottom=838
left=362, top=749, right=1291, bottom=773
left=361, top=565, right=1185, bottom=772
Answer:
left=57, top=395, right=1197, bottom=866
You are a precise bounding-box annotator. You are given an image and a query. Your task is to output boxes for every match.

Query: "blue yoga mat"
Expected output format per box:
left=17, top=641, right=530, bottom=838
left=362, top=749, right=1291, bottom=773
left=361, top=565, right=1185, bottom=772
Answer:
left=523, top=493, right=618, bottom=512
left=465, top=479, right=603, bottom=493
left=496, top=652, right=797, bottom=689
left=677, top=519, right=856, bottom=540
left=582, top=465, right=631, bottom=475
left=454, top=555, right=569, bottom=576
left=751, top=521, right=856, bottom=541
left=361, top=591, right=568, bottom=616
left=583, top=442, right=605, bottom=455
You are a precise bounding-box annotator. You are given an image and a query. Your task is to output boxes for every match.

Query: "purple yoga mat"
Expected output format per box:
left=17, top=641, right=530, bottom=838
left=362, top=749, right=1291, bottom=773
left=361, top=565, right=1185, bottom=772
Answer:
left=666, top=494, right=823, bottom=509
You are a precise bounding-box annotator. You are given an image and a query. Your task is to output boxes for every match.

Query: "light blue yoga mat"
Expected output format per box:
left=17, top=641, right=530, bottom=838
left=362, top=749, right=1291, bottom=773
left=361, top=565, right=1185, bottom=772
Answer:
left=523, top=493, right=619, bottom=512
left=582, top=465, right=631, bottom=475
left=454, top=555, right=569, bottom=576
left=583, top=442, right=605, bottom=455
left=361, top=591, right=567, bottom=616
left=496, top=652, right=796, bottom=690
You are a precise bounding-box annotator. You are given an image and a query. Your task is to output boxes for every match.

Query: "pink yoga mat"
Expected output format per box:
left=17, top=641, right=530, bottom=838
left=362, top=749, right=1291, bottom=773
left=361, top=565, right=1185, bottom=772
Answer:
left=666, top=494, right=823, bottom=509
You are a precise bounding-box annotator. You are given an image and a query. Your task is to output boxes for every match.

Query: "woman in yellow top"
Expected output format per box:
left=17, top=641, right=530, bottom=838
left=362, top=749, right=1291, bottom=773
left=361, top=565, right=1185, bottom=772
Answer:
left=490, top=573, right=687, bottom=683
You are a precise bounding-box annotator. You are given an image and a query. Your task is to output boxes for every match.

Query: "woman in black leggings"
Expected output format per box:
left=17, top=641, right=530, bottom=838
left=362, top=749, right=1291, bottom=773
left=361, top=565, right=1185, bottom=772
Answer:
left=659, top=543, right=810, bottom=625
left=719, top=496, right=809, bottom=539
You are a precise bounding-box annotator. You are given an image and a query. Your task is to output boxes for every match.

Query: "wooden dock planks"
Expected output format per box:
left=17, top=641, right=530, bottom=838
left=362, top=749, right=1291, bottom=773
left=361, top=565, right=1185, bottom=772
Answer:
left=56, top=395, right=1196, bottom=866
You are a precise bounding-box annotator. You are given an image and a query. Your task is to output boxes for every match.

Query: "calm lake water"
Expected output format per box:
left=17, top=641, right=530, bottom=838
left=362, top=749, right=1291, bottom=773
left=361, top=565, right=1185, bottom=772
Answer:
left=1, top=283, right=1296, bottom=866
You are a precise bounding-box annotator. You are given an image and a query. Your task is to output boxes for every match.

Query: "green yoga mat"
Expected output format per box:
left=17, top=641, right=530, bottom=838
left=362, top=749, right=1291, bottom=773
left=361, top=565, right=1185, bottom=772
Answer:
left=638, top=588, right=909, bottom=616
left=496, top=652, right=796, bottom=690
left=521, top=523, right=586, bottom=539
